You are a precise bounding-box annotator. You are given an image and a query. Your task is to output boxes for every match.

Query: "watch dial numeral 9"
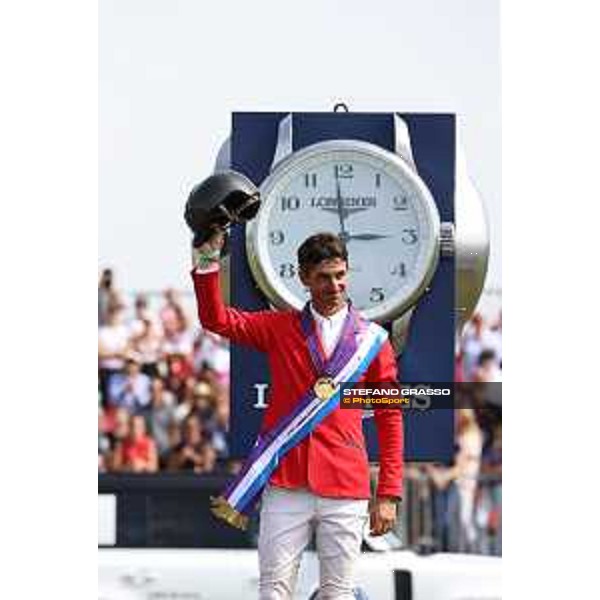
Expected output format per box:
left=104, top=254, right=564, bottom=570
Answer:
left=281, top=196, right=300, bottom=211
left=269, top=230, right=285, bottom=245
left=391, top=263, right=407, bottom=277
left=304, top=173, right=317, bottom=188
left=369, top=287, right=385, bottom=303
left=279, top=263, right=296, bottom=278
left=402, top=228, right=418, bottom=244
left=334, top=164, right=354, bottom=179
left=393, top=196, right=409, bottom=210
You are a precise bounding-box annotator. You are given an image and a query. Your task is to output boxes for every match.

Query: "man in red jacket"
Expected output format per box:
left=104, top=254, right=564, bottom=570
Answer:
left=192, top=231, right=403, bottom=600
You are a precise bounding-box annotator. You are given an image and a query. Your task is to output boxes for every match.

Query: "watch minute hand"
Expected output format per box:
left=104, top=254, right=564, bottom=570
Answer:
left=346, top=233, right=392, bottom=241
left=335, top=178, right=348, bottom=237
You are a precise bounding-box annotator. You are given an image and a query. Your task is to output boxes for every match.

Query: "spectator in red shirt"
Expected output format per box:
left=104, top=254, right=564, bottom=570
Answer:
left=104, top=405, right=131, bottom=470
left=112, top=414, right=158, bottom=473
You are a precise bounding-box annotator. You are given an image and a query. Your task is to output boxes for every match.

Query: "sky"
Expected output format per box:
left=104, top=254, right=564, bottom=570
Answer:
left=99, top=0, right=501, bottom=311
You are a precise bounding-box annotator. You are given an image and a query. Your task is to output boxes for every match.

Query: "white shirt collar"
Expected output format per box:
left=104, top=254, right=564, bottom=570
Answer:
left=309, top=303, right=348, bottom=357
left=309, top=302, right=348, bottom=328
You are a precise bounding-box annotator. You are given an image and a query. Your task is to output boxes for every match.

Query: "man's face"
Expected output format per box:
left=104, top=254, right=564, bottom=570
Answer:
left=300, top=258, right=348, bottom=316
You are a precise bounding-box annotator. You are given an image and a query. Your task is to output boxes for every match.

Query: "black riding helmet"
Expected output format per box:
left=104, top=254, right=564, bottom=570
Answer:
left=185, top=170, right=260, bottom=247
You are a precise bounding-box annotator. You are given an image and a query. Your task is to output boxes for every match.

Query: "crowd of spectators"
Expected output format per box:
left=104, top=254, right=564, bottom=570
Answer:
left=98, top=268, right=231, bottom=475
left=416, top=312, right=503, bottom=554
left=98, top=267, right=502, bottom=552
left=417, top=389, right=502, bottom=554
left=457, top=311, right=502, bottom=384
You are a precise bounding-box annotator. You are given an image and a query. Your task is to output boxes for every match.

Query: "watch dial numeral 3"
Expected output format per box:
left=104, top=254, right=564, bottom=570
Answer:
left=402, top=228, right=418, bottom=244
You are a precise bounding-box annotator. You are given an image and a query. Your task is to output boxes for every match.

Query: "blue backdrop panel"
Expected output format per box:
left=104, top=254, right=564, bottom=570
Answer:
left=229, top=112, right=455, bottom=463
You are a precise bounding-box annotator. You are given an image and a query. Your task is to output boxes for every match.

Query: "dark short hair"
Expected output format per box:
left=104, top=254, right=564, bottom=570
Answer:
left=478, top=349, right=497, bottom=365
left=297, top=232, right=348, bottom=271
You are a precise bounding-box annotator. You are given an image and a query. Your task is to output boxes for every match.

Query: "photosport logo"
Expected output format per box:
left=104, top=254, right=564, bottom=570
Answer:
left=339, top=382, right=454, bottom=412
left=339, top=382, right=502, bottom=412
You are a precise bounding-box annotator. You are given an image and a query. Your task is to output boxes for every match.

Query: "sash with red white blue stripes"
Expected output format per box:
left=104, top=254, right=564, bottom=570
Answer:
left=210, top=304, right=388, bottom=529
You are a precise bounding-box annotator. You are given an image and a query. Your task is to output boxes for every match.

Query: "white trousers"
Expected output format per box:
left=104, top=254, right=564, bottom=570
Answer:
left=258, top=486, right=369, bottom=600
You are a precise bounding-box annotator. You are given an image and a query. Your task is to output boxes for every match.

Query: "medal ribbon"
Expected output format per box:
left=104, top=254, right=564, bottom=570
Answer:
left=300, top=302, right=362, bottom=379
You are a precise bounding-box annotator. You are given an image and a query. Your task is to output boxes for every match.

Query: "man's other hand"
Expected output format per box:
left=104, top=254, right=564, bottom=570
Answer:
left=369, top=497, right=398, bottom=536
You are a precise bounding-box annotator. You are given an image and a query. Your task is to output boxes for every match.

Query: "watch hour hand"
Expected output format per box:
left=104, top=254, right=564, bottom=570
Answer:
left=321, top=206, right=368, bottom=218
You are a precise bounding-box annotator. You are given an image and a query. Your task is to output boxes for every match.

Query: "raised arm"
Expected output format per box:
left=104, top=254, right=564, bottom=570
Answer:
left=190, top=231, right=277, bottom=352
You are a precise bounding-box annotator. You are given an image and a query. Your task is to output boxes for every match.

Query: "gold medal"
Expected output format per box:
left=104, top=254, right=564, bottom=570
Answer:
left=314, top=376, right=336, bottom=401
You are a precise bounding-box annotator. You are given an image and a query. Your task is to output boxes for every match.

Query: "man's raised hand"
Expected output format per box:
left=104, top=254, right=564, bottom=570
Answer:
left=192, top=229, right=226, bottom=272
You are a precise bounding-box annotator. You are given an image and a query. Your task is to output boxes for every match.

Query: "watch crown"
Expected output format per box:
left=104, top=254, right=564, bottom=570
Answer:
left=440, top=222, right=455, bottom=257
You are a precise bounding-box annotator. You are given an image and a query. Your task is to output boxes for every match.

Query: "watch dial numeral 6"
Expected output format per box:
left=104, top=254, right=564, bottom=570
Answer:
left=369, top=287, right=385, bottom=303
left=334, top=164, right=354, bottom=179
left=393, top=196, right=409, bottom=210
left=281, top=196, right=300, bottom=211
left=391, top=263, right=407, bottom=277
left=402, top=228, right=418, bottom=244
left=279, top=263, right=296, bottom=278
left=269, top=230, right=285, bottom=245
left=304, top=173, right=317, bottom=188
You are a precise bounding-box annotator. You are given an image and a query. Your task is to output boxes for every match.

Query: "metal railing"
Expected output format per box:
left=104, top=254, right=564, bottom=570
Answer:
left=401, top=469, right=501, bottom=556
left=99, top=470, right=501, bottom=556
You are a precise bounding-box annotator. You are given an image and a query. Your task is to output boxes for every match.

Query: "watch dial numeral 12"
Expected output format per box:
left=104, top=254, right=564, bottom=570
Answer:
left=334, top=164, right=353, bottom=179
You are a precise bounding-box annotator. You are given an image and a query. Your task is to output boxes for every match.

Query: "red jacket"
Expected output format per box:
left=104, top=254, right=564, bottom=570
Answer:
left=192, top=270, right=403, bottom=499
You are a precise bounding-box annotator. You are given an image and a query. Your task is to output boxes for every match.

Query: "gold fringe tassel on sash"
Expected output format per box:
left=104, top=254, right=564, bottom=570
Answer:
left=210, top=496, right=249, bottom=530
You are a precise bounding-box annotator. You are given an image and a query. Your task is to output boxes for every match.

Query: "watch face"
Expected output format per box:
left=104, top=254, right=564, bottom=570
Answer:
left=246, top=140, right=440, bottom=322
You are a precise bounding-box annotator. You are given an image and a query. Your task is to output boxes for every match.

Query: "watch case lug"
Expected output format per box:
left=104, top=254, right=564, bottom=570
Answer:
left=270, top=113, right=294, bottom=172
left=392, top=114, right=417, bottom=170
left=390, top=307, right=416, bottom=355
left=213, top=136, right=232, bottom=171
left=271, top=113, right=418, bottom=173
